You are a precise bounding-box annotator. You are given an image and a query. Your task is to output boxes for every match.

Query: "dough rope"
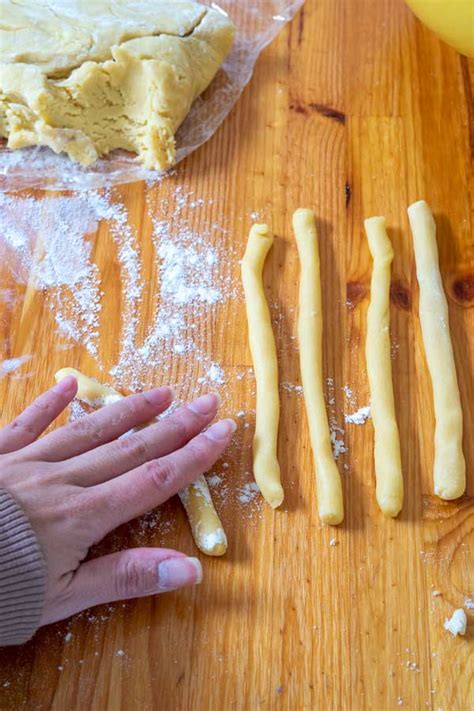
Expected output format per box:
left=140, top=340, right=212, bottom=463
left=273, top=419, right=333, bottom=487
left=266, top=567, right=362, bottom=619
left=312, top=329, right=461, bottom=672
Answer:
left=55, top=368, right=227, bottom=556
left=241, top=224, right=283, bottom=508
left=292, top=209, right=343, bottom=525
left=407, top=201, right=466, bottom=499
left=364, top=216, right=403, bottom=517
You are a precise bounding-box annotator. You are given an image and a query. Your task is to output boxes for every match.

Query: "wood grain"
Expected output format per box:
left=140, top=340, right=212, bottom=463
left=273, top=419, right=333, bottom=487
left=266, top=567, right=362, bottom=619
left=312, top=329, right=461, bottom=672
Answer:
left=0, top=1, right=473, bottom=709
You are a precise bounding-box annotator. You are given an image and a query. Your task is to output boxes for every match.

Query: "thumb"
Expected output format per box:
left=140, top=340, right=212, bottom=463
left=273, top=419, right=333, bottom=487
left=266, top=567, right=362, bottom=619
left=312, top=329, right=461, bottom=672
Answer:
left=41, top=548, right=202, bottom=625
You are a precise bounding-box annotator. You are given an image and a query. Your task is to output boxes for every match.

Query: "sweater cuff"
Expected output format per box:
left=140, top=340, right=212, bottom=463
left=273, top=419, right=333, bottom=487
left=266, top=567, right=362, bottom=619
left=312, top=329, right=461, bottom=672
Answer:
left=0, top=489, right=47, bottom=646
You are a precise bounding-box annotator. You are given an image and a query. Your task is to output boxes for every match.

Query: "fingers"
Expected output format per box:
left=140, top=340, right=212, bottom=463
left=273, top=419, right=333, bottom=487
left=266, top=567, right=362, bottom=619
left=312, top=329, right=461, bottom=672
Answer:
left=40, top=548, right=202, bottom=625
left=65, top=393, right=221, bottom=486
left=0, top=376, right=78, bottom=455
left=29, top=386, right=173, bottom=461
left=91, top=418, right=236, bottom=535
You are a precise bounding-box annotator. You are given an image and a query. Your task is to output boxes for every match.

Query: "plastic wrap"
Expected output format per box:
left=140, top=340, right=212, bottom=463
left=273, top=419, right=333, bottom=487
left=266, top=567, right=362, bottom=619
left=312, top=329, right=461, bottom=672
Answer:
left=0, top=1, right=304, bottom=192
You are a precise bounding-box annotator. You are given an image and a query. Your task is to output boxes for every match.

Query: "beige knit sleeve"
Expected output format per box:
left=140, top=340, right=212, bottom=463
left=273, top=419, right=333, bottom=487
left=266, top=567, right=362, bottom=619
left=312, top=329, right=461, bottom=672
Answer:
left=0, top=489, right=47, bottom=646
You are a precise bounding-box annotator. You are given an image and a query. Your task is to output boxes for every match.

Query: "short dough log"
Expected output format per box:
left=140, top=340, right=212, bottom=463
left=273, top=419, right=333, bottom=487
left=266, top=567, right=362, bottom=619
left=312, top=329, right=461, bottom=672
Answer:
left=292, top=209, right=343, bottom=525
left=241, top=224, right=283, bottom=508
left=55, top=367, right=123, bottom=407
left=407, top=201, right=466, bottom=499
left=55, top=368, right=228, bottom=555
left=364, top=217, right=403, bottom=517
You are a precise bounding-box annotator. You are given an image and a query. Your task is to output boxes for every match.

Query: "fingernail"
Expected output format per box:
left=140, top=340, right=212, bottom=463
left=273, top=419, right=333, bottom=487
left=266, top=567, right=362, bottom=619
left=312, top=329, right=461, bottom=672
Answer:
left=54, top=375, right=76, bottom=394
left=157, top=557, right=203, bottom=592
left=188, top=393, right=220, bottom=416
left=205, top=418, right=237, bottom=441
left=144, top=386, right=173, bottom=406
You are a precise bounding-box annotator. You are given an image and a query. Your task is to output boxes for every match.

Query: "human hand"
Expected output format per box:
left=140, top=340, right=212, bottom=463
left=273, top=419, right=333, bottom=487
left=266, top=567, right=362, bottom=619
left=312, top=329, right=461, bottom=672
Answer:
left=0, top=376, right=235, bottom=626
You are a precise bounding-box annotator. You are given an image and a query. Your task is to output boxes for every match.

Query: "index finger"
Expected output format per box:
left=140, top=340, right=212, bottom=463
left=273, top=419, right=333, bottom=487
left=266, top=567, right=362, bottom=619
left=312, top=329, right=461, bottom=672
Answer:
left=0, top=376, right=78, bottom=454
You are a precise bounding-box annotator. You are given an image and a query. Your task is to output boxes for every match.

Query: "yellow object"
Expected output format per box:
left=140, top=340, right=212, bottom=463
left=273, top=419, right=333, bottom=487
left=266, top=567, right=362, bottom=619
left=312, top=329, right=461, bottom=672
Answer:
left=0, top=1, right=235, bottom=169
left=407, top=201, right=466, bottom=500
left=405, top=0, right=474, bottom=57
left=292, top=209, right=344, bottom=525
left=241, top=224, right=284, bottom=509
left=364, top=217, right=404, bottom=518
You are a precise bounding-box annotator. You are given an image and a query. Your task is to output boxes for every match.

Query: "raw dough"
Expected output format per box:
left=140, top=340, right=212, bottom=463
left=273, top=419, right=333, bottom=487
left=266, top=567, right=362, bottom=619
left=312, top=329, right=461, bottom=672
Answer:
left=55, top=367, right=123, bottom=407
left=55, top=367, right=227, bottom=556
left=364, top=216, right=403, bottom=517
left=407, top=201, right=466, bottom=500
left=241, top=224, right=283, bottom=508
left=0, top=1, right=235, bottom=169
left=444, top=608, right=467, bottom=637
left=293, top=209, right=343, bottom=525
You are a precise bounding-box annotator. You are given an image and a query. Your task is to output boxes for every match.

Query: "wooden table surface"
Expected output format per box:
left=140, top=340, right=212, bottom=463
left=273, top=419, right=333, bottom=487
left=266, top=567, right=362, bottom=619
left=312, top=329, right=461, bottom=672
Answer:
left=0, top=1, right=473, bottom=709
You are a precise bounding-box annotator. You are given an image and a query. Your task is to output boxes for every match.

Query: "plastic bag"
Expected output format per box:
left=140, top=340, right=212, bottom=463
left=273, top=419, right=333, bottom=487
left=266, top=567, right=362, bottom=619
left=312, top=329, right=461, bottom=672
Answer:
left=0, top=1, right=304, bottom=192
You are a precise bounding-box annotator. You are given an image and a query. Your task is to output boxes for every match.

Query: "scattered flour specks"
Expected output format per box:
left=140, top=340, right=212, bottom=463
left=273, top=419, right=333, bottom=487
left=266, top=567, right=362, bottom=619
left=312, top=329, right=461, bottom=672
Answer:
left=330, top=428, right=347, bottom=459
left=281, top=381, right=303, bottom=395
left=206, top=474, right=223, bottom=487
left=326, top=377, right=347, bottom=459
left=198, top=361, right=225, bottom=386
left=238, top=482, right=260, bottom=504
left=69, top=400, right=89, bottom=422
left=156, top=230, right=221, bottom=305
left=0, top=187, right=241, bottom=400
left=342, top=384, right=354, bottom=402
left=0, top=192, right=144, bottom=358
left=0, top=355, right=32, bottom=378
left=87, top=191, right=144, bottom=377
left=112, top=202, right=238, bottom=391
left=0, top=193, right=106, bottom=355
left=345, top=405, right=371, bottom=425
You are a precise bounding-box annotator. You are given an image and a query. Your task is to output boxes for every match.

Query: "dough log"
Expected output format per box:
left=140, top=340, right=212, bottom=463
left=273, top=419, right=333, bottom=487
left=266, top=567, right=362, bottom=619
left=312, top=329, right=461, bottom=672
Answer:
left=292, top=209, right=343, bottom=525
left=407, top=201, right=466, bottom=499
left=55, top=367, right=123, bottom=407
left=364, top=217, right=403, bottom=517
left=55, top=368, right=227, bottom=556
left=241, top=225, right=283, bottom=508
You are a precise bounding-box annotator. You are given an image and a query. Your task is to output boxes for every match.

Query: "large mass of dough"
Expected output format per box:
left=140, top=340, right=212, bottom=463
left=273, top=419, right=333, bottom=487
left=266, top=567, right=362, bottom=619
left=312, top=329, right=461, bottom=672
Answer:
left=0, top=1, right=235, bottom=169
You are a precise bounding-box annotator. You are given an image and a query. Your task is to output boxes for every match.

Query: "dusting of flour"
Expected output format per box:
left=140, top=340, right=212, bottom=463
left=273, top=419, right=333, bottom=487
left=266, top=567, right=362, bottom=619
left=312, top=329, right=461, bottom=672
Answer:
left=0, top=193, right=111, bottom=356
left=0, top=355, right=32, bottom=378
left=345, top=405, right=371, bottom=425
left=110, top=204, right=238, bottom=391
left=0, top=189, right=239, bottom=398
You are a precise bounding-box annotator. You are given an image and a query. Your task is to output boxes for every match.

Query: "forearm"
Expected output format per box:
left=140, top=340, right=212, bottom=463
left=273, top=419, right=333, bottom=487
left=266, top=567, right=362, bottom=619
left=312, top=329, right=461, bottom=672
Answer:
left=0, top=488, right=47, bottom=646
